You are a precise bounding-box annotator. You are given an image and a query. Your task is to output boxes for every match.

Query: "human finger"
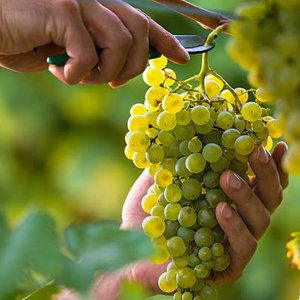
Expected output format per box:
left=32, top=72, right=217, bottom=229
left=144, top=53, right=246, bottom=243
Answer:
left=248, top=145, right=283, bottom=213
left=220, top=170, right=270, bottom=240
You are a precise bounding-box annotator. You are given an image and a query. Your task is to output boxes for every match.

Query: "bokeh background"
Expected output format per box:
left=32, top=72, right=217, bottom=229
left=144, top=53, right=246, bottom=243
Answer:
left=0, top=0, right=299, bottom=299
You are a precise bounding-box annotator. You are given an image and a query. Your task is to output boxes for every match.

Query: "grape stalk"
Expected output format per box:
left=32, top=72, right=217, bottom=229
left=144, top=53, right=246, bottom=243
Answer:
left=125, top=27, right=280, bottom=300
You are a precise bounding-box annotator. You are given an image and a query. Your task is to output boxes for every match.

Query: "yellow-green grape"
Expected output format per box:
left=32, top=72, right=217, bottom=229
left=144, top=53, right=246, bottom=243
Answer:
left=164, top=184, right=182, bottom=203
left=213, top=253, right=230, bottom=271
left=176, top=267, right=197, bottom=289
left=143, top=66, right=165, bottom=87
left=205, top=74, right=224, bottom=90
left=211, top=243, right=224, bottom=257
left=182, top=292, right=193, bottom=300
left=188, top=138, right=202, bottom=153
left=133, top=151, right=151, bottom=169
left=204, top=80, right=221, bottom=99
left=142, top=193, right=159, bottom=214
left=222, top=128, right=241, bottom=149
left=194, top=264, right=210, bottom=279
left=146, top=144, right=164, bottom=164
left=266, top=119, right=283, bottom=138
left=162, top=93, right=184, bottom=114
left=128, top=131, right=150, bottom=152
left=241, top=102, right=262, bottom=122
left=150, top=243, right=170, bottom=264
left=255, top=87, right=274, bottom=103
left=125, top=131, right=132, bottom=144
left=147, top=128, right=159, bottom=139
left=149, top=55, right=168, bottom=70
left=167, top=236, right=186, bottom=257
left=158, top=131, right=175, bottom=147
left=124, top=146, right=134, bottom=160
left=200, top=285, right=217, bottom=300
left=151, top=205, right=165, bottom=219
left=145, top=87, right=169, bottom=111
left=235, top=87, right=248, bottom=105
left=252, top=120, right=265, bottom=133
left=164, top=68, right=177, bottom=87
left=166, top=270, right=178, bottom=289
left=221, top=89, right=235, bottom=105
left=142, top=216, right=166, bottom=238
left=216, top=111, right=234, bottom=130
left=191, top=106, right=211, bottom=125
left=148, top=163, right=160, bottom=177
left=234, top=135, right=255, bottom=155
left=176, top=110, right=191, bottom=125
left=153, top=235, right=167, bottom=245
left=234, top=151, right=248, bottom=163
left=157, top=111, right=177, bottom=131
left=154, top=169, right=173, bottom=187
left=185, top=153, right=206, bottom=173
left=158, top=272, right=177, bottom=293
left=181, top=178, right=201, bottom=200
left=130, top=103, right=147, bottom=116
left=164, top=203, right=182, bottom=221
left=178, top=206, right=197, bottom=227
left=202, top=143, right=222, bottom=163
left=264, top=136, right=273, bottom=151
left=145, top=111, right=159, bottom=127
left=128, top=115, right=149, bottom=132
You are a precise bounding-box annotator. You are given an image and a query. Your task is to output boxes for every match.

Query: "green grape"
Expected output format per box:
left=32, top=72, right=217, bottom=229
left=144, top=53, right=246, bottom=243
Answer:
left=159, top=193, right=168, bottom=206
left=178, top=206, right=197, bottom=227
left=176, top=110, right=191, bottom=125
left=177, top=227, right=195, bottom=243
left=195, top=198, right=209, bottom=211
left=198, top=208, right=218, bottom=228
left=164, top=184, right=182, bottom=203
left=202, top=143, right=222, bottom=163
left=150, top=55, right=168, bottom=69
left=133, top=151, right=151, bottom=169
left=194, top=228, right=214, bottom=247
left=213, top=253, right=230, bottom=271
left=161, top=157, right=177, bottom=175
left=213, top=226, right=225, bottom=243
left=147, top=128, right=159, bottom=139
left=173, top=292, right=183, bottom=300
left=186, top=153, right=206, bottom=173
left=205, top=74, right=224, bottom=90
left=205, top=189, right=226, bottom=208
left=194, top=264, right=210, bottom=279
left=203, top=171, right=220, bottom=188
left=158, top=272, right=177, bottom=293
left=204, top=80, right=221, bottom=99
left=174, top=124, right=196, bottom=141
left=210, top=155, right=230, bottom=174
left=188, top=139, right=203, bottom=152
left=165, top=141, right=182, bottom=157
left=142, top=216, right=166, bottom=238
left=179, top=140, right=191, bottom=156
left=143, top=66, right=165, bottom=87
left=166, top=269, right=178, bottom=286
left=167, top=236, right=186, bottom=257
left=192, top=278, right=205, bottom=293
left=255, top=126, right=269, bottom=141
left=241, top=102, right=262, bottom=122
left=216, top=111, right=234, bottom=130
left=164, top=68, right=177, bottom=86
left=202, top=128, right=221, bottom=145
left=145, top=111, right=159, bottom=127
left=175, top=156, right=193, bottom=177
left=191, top=106, right=211, bottom=125
left=155, top=169, right=173, bottom=187
left=188, top=253, right=201, bottom=268
left=173, top=253, right=189, bottom=268
left=162, top=93, right=184, bottom=114
left=234, top=135, right=255, bottom=155
left=157, top=111, right=177, bottom=131
left=165, top=203, right=182, bottom=221
left=151, top=205, right=165, bottom=219
left=124, top=145, right=134, bottom=160
left=181, top=178, right=202, bottom=200
left=202, top=259, right=214, bottom=270
left=200, top=285, right=217, bottom=300
left=142, top=193, right=159, bottom=214
left=158, top=131, right=175, bottom=147
left=195, top=117, right=214, bottom=134
left=176, top=267, right=197, bottom=289
left=130, top=103, right=147, bottom=116
left=222, top=128, right=241, bottom=149
left=182, top=292, right=193, bottom=300
left=234, top=116, right=247, bottom=132
left=146, top=144, right=164, bottom=164
left=198, top=247, right=212, bottom=261
left=252, top=120, right=265, bottom=133
left=164, top=221, right=180, bottom=239
left=230, top=159, right=249, bottom=177
left=211, top=243, right=224, bottom=257
left=128, top=131, right=150, bottom=152
left=151, top=243, right=169, bottom=264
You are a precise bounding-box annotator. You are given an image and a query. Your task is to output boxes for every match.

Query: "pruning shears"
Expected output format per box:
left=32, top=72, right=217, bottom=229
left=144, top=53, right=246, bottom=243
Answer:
left=47, top=35, right=215, bottom=66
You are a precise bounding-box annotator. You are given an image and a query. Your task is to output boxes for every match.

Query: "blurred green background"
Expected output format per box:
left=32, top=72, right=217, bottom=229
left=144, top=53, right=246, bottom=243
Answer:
left=0, top=0, right=298, bottom=299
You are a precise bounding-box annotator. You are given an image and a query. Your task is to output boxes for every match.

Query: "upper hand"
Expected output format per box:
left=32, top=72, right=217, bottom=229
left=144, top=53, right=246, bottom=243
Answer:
left=0, top=0, right=189, bottom=85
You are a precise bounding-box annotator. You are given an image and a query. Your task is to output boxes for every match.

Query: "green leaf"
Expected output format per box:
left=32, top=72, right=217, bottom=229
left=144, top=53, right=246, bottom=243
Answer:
left=23, top=283, right=60, bottom=300
left=0, top=213, right=65, bottom=299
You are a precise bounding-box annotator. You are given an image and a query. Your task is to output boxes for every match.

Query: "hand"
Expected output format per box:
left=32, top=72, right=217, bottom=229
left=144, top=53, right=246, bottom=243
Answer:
left=0, top=0, right=189, bottom=85
left=91, top=142, right=289, bottom=300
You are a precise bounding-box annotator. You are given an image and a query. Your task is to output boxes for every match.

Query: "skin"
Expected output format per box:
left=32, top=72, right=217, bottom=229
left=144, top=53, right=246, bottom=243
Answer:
left=0, top=0, right=190, bottom=86
left=56, top=142, right=288, bottom=299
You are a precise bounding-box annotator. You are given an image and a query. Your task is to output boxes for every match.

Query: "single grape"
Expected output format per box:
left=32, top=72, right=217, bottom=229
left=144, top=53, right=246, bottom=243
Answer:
left=194, top=228, right=214, bottom=247
left=200, top=285, right=217, bottom=300
left=124, top=146, right=134, bottom=160
left=179, top=140, right=191, bottom=156
left=158, top=272, right=177, bottom=293
left=177, top=227, right=195, bottom=243
left=173, top=253, right=189, bottom=268
left=128, top=131, right=150, bottom=152
left=188, top=139, right=202, bottom=152
left=143, top=66, right=165, bottom=87
left=191, top=106, right=211, bottom=125
left=198, top=208, right=218, bottom=228
left=188, top=253, right=201, bottom=268
left=186, top=153, right=206, bottom=173
left=211, top=243, right=224, bottom=257
left=204, top=80, right=221, bottom=99
left=175, top=156, right=193, bottom=177
left=142, top=193, right=159, bottom=214
left=164, top=68, right=177, bottom=86
left=150, top=243, right=170, bottom=264
left=162, top=93, right=184, bottom=114
left=205, top=189, right=226, bottom=208
left=155, top=169, right=173, bottom=187
left=164, top=220, right=180, bottom=239
left=151, top=205, right=165, bottom=219
left=222, top=128, right=241, bottom=149
left=176, top=110, right=191, bottom=125
left=182, top=292, right=193, bottom=300
left=142, top=216, right=166, bottom=238
left=234, top=135, right=255, bottom=155
left=173, top=124, right=196, bottom=141
left=149, top=55, right=168, bottom=69
left=130, top=103, right=147, bottom=116
left=202, top=143, right=222, bottom=163
left=176, top=267, right=197, bottom=289
left=164, top=203, right=182, bottom=221
left=266, top=119, right=283, bottom=138
left=198, top=247, right=212, bottom=261
left=194, top=264, right=210, bottom=279
left=195, top=117, right=214, bottom=134
left=157, top=111, right=177, bottom=131
left=235, top=87, right=248, bottom=105
left=210, top=156, right=230, bottom=173
left=146, top=144, right=164, bottom=164
left=148, top=163, right=160, bottom=177
left=145, top=110, right=159, bottom=127
left=178, top=206, right=197, bottom=227
left=241, top=102, right=262, bottom=122
left=203, top=171, right=220, bottom=188
left=216, top=111, right=234, bottom=130
left=205, top=74, right=224, bottom=90
left=167, top=236, right=186, bottom=257
left=164, top=184, right=182, bottom=203
left=181, top=178, right=202, bottom=200
left=158, top=131, right=175, bottom=147
left=213, top=253, right=230, bottom=271
left=161, top=157, right=177, bottom=175
left=133, top=151, right=151, bottom=169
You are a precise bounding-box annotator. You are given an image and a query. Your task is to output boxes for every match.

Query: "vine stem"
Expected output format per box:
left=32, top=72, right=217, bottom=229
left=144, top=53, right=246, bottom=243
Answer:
left=152, top=0, right=232, bottom=33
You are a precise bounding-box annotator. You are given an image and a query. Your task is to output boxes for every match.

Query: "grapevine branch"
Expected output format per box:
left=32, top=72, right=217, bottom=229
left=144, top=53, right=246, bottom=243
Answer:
left=152, top=0, right=232, bottom=33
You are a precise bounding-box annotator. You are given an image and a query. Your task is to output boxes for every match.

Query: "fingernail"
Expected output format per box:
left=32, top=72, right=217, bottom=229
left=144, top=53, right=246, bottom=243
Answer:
left=221, top=203, right=233, bottom=219
left=257, top=146, right=269, bottom=164
left=226, top=171, right=242, bottom=190
left=48, top=66, right=55, bottom=73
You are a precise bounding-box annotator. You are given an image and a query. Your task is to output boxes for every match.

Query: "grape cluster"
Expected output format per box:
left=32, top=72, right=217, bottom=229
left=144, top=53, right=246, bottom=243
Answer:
left=125, top=40, right=279, bottom=299
left=227, top=0, right=299, bottom=174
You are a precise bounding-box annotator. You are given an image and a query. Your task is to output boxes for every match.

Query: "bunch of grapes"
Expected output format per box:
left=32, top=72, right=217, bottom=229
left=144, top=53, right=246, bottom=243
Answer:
left=124, top=28, right=280, bottom=300
left=227, top=0, right=299, bottom=174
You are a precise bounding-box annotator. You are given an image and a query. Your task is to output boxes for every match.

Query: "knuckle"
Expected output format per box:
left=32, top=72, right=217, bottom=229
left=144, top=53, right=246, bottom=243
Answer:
left=135, top=14, right=150, bottom=32
left=54, top=0, right=79, bottom=13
